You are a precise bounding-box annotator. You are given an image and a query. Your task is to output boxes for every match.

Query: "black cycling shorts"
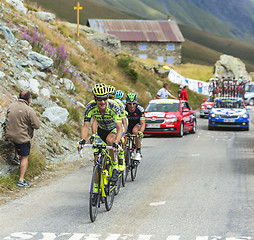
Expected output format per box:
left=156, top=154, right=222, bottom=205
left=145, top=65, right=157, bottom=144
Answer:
left=14, top=142, right=31, bottom=157
left=97, top=127, right=116, bottom=143
left=127, top=123, right=141, bottom=134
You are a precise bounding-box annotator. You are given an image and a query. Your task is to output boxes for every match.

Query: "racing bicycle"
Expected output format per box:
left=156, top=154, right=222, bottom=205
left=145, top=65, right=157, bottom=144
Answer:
left=80, top=144, right=119, bottom=222
left=123, top=133, right=141, bottom=184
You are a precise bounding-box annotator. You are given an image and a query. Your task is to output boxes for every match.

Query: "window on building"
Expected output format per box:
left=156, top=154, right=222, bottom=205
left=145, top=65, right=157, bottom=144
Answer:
left=167, top=43, right=175, bottom=51
left=140, top=43, right=147, bottom=50
left=139, top=54, right=147, bottom=59
left=167, top=57, right=174, bottom=64
left=157, top=56, right=164, bottom=63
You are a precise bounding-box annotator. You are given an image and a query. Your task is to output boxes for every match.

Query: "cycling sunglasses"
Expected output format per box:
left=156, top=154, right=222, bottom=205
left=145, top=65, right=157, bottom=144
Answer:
left=127, top=102, right=136, bottom=105
left=95, top=97, right=108, bottom=102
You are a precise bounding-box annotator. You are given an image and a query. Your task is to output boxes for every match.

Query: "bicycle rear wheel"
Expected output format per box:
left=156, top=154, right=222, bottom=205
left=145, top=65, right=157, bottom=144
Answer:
left=105, top=182, right=115, bottom=211
left=123, top=147, right=131, bottom=184
left=131, top=150, right=138, bottom=181
left=89, top=165, right=101, bottom=222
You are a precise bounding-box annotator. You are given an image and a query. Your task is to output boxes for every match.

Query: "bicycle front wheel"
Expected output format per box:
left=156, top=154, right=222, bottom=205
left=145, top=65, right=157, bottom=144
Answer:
left=131, top=151, right=138, bottom=181
left=115, top=172, right=121, bottom=195
left=123, top=147, right=131, bottom=185
left=105, top=182, right=115, bottom=211
left=89, top=165, right=101, bottom=222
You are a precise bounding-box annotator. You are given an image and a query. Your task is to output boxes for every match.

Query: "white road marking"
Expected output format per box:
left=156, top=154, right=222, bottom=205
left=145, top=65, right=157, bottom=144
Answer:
left=105, top=234, right=121, bottom=240
left=149, top=201, right=166, bottom=206
left=166, top=236, right=180, bottom=240
left=192, top=154, right=200, bottom=157
left=3, top=233, right=254, bottom=240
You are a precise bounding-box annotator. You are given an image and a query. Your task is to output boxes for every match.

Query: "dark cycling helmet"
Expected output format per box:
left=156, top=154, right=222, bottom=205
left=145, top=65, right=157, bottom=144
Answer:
left=92, top=83, right=108, bottom=98
left=116, top=90, right=124, bottom=100
left=107, top=85, right=116, bottom=98
left=126, top=93, right=137, bottom=103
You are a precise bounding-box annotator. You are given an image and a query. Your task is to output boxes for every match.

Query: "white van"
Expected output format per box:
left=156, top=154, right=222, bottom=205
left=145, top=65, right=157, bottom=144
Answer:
left=244, top=82, right=254, bottom=105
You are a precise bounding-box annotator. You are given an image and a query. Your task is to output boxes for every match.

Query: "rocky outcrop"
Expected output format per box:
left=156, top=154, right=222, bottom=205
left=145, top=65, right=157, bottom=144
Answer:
left=27, top=51, right=54, bottom=71
left=35, top=12, right=56, bottom=22
left=5, top=0, right=27, bottom=14
left=214, top=54, right=252, bottom=80
left=42, top=106, right=69, bottom=126
left=0, top=23, right=16, bottom=43
left=86, top=33, right=121, bottom=56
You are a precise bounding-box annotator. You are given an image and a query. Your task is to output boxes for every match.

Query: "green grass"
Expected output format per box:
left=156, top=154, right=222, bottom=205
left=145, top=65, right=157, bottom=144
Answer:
left=0, top=147, right=47, bottom=193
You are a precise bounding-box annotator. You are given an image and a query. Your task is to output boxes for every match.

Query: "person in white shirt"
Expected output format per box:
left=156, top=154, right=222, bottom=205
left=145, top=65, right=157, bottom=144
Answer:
left=156, top=83, right=176, bottom=99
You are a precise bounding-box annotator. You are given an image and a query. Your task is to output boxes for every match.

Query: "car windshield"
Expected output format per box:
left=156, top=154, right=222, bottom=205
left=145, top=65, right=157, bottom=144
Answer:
left=145, top=102, right=179, bottom=112
left=207, top=96, right=214, bottom=102
left=214, top=100, right=244, bottom=109
left=245, top=85, right=254, bottom=92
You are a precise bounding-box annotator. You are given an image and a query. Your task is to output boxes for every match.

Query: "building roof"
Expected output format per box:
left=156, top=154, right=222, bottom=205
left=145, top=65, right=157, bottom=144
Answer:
left=88, top=19, right=185, bottom=43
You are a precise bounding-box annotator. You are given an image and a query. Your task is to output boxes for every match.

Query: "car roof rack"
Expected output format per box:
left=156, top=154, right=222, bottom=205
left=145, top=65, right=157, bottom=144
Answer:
left=208, top=76, right=249, bottom=99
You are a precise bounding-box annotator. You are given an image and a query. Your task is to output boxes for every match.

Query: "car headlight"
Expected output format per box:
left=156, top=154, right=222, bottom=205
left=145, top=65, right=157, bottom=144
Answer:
left=165, top=117, right=178, bottom=123
left=201, top=106, right=205, bottom=109
left=210, top=113, right=216, bottom=118
left=242, top=114, right=248, bottom=118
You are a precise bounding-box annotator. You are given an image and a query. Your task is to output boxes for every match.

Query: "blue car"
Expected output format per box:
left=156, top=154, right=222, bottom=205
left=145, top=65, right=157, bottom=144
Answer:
left=208, top=97, right=250, bottom=131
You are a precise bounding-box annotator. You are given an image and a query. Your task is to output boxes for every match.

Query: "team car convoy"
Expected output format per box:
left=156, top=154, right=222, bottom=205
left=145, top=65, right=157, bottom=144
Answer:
left=200, top=76, right=252, bottom=131
left=208, top=97, right=250, bottom=130
left=144, top=99, right=196, bottom=137
left=200, top=96, right=214, bottom=118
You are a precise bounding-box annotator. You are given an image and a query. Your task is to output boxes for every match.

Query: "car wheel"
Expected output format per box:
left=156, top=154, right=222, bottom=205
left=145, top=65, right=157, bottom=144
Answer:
left=208, top=125, right=213, bottom=130
left=177, top=122, right=184, bottom=137
left=190, top=121, right=196, bottom=134
left=249, top=99, right=254, bottom=106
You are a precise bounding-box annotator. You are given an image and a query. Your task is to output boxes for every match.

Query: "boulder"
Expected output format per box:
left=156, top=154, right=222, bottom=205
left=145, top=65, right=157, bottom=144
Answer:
left=59, top=78, right=75, bottom=91
left=86, top=33, right=121, bottom=56
left=35, top=12, right=55, bottom=22
left=0, top=71, right=5, bottom=79
left=27, top=51, right=53, bottom=71
left=28, top=79, right=40, bottom=95
left=42, top=106, right=69, bottom=126
left=40, top=88, right=50, bottom=98
left=0, top=24, right=16, bottom=43
left=17, top=79, right=40, bottom=95
left=214, top=54, right=252, bottom=80
left=5, top=0, right=27, bottom=14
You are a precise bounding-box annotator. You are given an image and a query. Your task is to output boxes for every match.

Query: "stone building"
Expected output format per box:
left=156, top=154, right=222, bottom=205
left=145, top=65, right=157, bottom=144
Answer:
left=88, top=19, right=185, bottom=65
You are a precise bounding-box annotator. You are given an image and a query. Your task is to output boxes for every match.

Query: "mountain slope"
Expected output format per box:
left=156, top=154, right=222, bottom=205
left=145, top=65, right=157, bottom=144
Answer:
left=96, top=0, right=254, bottom=44
left=24, top=0, right=254, bottom=71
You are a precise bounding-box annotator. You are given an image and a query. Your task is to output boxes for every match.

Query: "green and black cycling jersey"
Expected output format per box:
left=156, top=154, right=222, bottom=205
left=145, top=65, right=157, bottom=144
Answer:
left=125, top=104, right=145, bottom=132
left=84, top=99, right=122, bottom=131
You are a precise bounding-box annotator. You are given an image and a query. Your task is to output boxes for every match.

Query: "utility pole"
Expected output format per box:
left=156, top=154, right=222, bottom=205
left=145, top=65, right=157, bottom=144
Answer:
left=74, top=2, right=83, bottom=38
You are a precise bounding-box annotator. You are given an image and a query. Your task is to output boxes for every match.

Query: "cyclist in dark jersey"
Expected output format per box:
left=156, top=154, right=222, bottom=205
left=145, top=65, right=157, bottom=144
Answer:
left=125, top=93, right=145, bottom=161
left=79, top=83, right=123, bottom=182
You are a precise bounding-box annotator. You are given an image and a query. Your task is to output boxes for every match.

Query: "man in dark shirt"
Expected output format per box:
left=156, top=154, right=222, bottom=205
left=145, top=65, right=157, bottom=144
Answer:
left=125, top=93, right=145, bottom=161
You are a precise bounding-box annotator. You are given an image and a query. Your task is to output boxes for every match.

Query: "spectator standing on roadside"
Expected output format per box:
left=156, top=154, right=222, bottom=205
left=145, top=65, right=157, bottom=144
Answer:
left=179, top=85, right=188, bottom=101
left=178, top=85, right=183, bottom=98
left=156, top=83, right=176, bottom=99
left=5, top=91, right=40, bottom=187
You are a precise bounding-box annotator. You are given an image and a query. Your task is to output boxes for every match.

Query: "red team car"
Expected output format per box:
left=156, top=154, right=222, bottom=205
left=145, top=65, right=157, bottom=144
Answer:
left=144, top=99, right=197, bottom=137
left=200, top=96, right=214, bottom=118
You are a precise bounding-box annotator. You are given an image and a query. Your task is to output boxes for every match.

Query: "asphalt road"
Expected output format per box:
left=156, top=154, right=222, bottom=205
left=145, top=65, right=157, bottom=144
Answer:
left=1, top=111, right=254, bottom=240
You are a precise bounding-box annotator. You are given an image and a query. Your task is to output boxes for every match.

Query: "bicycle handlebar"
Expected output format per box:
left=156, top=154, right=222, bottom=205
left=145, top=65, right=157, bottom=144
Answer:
left=125, top=133, right=137, bottom=137
left=83, top=144, right=114, bottom=149
left=78, top=144, right=116, bottom=158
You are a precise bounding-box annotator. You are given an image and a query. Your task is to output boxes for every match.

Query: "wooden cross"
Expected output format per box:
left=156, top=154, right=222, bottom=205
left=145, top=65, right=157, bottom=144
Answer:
left=74, top=2, right=83, bottom=37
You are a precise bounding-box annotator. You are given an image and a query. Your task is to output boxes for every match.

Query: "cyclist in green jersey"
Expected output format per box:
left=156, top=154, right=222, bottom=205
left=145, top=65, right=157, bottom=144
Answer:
left=79, top=83, right=123, bottom=182
left=91, top=85, right=127, bottom=171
